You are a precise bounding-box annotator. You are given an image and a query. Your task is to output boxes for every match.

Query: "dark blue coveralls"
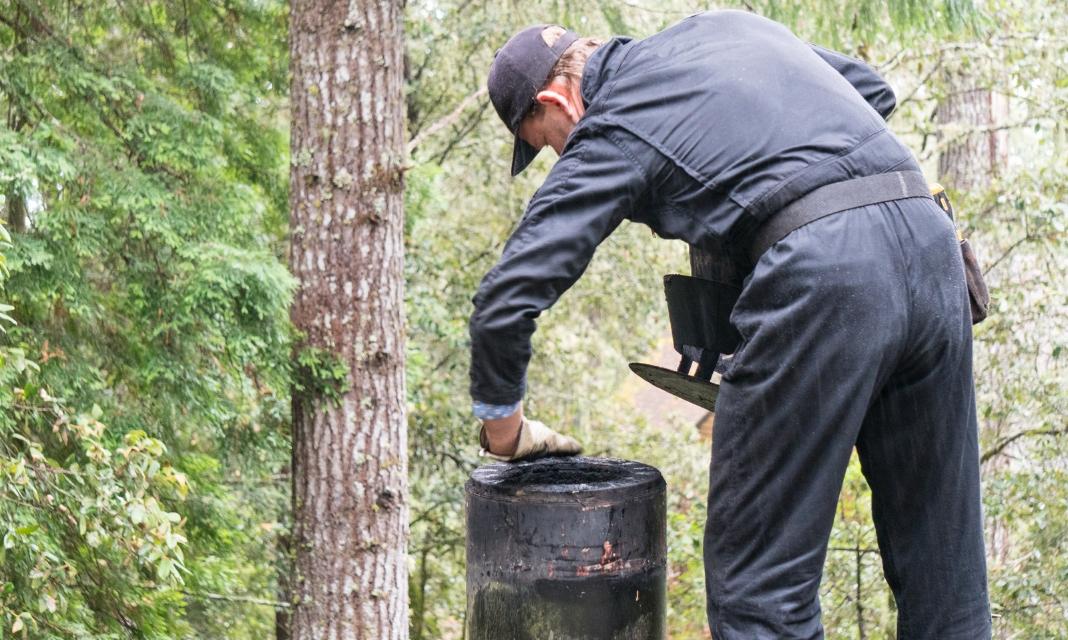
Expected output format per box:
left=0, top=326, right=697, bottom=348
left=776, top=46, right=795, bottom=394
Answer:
left=469, top=11, right=991, bottom=639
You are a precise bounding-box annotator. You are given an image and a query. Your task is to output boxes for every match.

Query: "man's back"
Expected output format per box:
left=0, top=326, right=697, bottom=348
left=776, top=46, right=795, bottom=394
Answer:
left=577, top=10, right=915, bottom=243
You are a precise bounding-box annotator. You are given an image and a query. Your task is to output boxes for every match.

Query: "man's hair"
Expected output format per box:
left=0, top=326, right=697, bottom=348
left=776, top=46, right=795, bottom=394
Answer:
left=528, top=26, right=602, bottom=117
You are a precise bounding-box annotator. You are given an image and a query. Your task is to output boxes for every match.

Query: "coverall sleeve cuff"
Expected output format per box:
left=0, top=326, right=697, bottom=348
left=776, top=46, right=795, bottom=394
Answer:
left=472, top=400, right=522, bottom=421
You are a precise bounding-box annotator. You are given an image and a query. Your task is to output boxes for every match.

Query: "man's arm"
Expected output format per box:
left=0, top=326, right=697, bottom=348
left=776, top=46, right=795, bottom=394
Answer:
left=469, top=129, right=650, bottom=408
left=810, top=44, right=897, bottom=119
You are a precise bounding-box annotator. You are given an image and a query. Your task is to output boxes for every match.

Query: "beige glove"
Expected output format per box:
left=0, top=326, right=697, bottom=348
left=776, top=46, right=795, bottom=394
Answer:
left=479, top=417, right=583, bottom=462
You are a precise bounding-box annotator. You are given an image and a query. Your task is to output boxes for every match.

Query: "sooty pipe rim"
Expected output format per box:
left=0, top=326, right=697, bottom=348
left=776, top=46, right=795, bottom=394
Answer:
left=466, top=456, right=664, bottom=502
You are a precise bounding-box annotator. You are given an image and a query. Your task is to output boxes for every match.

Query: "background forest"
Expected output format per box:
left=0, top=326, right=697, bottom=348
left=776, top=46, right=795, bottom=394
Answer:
left=0, top=0, right=1065, bottom=638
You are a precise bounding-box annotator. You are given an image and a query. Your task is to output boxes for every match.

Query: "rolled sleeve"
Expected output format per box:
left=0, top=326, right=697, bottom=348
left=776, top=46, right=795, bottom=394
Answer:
left=469, top=130, right=650, bottom=405
left=810, top=44, right=897, bottom=119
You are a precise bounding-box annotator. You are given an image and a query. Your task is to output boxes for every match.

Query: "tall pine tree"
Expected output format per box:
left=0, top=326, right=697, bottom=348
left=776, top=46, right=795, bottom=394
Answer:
left=288, top=0, right=408, bottom=637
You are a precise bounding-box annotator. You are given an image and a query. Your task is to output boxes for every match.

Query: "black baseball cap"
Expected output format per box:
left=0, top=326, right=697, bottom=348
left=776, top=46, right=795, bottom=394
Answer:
left=488, top=25, right=580, bottom=175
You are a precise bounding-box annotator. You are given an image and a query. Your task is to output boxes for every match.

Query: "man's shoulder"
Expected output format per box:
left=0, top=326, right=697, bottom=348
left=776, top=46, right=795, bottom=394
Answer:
left=636, top=9, right=788, bottom=48
left=608, top=10, right=795, bottom=79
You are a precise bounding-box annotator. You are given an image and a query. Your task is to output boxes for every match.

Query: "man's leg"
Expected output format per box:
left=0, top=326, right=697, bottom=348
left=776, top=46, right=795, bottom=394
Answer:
left=704, top=205, right=912, bottom=639
left=855, top=199, right=991, bottom=639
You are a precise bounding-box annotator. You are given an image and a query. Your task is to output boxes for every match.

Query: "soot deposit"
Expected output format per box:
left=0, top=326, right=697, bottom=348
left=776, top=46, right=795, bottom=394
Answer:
left=493, top=461, right=626, bottom=490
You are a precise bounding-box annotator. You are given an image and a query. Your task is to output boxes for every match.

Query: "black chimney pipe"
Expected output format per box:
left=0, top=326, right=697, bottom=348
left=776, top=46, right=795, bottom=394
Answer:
left=466, top=456, right=667, bottom=639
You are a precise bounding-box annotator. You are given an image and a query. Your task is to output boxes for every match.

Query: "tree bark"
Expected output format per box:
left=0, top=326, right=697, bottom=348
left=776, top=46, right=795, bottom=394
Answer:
left=4, top=187, right=28, bottom=233
left=937, top=73, right=1008, bottom=192
left=288, top=1, right=408, bottom=638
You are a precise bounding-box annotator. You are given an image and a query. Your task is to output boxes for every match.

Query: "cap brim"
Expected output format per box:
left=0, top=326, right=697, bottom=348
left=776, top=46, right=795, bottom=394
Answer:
left=510, top=135, right=539, bottom=176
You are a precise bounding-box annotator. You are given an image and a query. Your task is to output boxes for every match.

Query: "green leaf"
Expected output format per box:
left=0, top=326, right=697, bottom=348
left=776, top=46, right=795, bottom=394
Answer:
left=157, top=558, right=174, bottom=581
left=127, top=502, right=146, bottom=525
left=14, top=525, right=38, bottom=537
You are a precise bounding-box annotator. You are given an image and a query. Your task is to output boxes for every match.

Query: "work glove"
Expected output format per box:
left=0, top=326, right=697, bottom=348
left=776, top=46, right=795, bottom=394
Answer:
left=479, top=417, right=583, bottom=462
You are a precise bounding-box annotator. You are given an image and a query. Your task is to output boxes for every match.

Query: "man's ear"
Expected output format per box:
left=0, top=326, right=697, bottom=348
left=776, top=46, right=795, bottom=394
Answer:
left=534, top=88, right=579, bottom=122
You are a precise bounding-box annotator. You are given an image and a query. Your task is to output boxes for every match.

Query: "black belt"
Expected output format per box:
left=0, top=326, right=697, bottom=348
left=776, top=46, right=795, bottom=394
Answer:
left=750, top=171, right=932, bottom=263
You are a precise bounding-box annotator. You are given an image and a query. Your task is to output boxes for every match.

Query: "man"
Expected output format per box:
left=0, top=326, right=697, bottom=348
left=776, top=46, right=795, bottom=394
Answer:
left=470, top=10, right=990, bottom=639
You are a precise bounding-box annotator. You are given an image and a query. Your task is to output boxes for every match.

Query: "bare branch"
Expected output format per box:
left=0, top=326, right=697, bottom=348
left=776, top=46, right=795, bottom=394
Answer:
left=983, top=234, right=1036, bottom=276
left=615, top=0, right=688, bottom=15
left=919, top=118, right=1058, bottom=162
left=433, top=99, right=489, bottom=165
left=875, top=47, right=908, bottom=73
left=828, top=546, right=881, bottom=555
left=407, top=86, right=488, bottom=155
left=889, top=57, right=944, bottom=118
left=889, top=34, right=1068, bottom=66
left=182, top=590, right=291, bottom=609
left=982, top=427, right=1068, bottom=464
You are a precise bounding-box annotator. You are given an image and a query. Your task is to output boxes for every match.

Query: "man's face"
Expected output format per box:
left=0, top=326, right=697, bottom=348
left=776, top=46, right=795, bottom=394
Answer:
left=517, top=108, right=572, bottom=157
left=516, top=81, right=585, bottom=158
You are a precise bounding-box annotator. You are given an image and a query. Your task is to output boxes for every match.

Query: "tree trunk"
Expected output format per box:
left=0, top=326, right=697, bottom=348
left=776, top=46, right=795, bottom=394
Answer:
left=288, top=1, right=408, bottom=638
left=937, top=74, right=1008, bottom=192
left=4, top=188, right=28, bottom=233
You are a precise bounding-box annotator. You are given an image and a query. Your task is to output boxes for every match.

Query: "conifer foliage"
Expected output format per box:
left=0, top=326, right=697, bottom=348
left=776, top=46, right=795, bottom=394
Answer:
left=1, top=1, right=292, bottom=636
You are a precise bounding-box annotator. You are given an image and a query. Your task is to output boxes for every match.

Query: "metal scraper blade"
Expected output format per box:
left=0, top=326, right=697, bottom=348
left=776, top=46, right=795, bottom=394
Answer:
left=628, top=362, right=719, bottom=412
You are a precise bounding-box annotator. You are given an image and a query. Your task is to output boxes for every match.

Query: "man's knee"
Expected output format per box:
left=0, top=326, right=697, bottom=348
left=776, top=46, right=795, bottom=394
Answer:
left=705, top=594, right=824, bottom=640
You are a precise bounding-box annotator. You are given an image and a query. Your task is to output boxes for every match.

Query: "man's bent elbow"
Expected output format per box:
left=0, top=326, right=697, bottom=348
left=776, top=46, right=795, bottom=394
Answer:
left=875, top=88, right=897, bottom=120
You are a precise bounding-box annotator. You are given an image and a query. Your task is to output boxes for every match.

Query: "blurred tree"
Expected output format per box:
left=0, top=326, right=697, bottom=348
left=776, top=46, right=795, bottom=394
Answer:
left=288, top=0, right=408, bottom=638
left=0, top=0, right=293, bottom=636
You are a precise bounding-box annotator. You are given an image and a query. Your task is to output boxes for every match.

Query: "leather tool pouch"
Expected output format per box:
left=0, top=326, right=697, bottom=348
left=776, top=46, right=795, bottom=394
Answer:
left=960, top=238, right=989, bottom=323
left=664, top=274, right=742, bottom=377
left=931, top=185, right=989, bottom=324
